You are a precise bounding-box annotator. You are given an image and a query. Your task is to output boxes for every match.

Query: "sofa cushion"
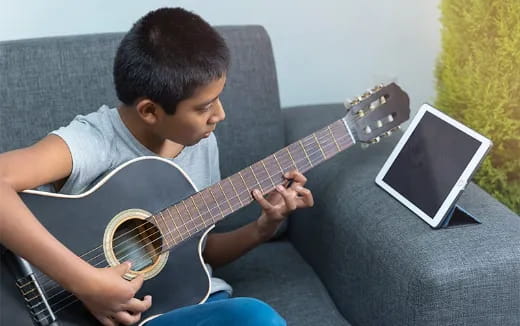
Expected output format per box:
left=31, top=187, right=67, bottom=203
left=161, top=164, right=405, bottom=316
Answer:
left=214, top=240, right=350, bottom=326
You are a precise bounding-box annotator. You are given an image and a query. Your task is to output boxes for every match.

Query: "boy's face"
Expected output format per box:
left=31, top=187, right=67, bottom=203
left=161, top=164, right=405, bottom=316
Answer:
left=157, top=76, right=227, bottom=146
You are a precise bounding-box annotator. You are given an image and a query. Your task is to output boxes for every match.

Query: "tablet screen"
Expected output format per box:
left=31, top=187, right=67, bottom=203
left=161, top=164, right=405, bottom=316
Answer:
left=382, top=111, right=482, bottom=218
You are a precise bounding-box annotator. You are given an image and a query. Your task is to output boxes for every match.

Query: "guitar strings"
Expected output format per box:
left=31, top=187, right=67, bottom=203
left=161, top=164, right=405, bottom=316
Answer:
left=44, top=134, right=357, bottom=318
left=34, top=128, right=355, bottom=318
left=30, top=126, right=353, bottom=318
left=27, top=122, right=346, bottom=297
left=33, top=129, right=357, bottom=318
left=28, top=121, right=347, bottom=288
left=33, top=126, right=350, bottom=305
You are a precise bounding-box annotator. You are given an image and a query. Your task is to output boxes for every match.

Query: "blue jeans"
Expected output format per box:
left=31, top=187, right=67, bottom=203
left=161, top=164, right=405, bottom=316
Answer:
left=145, top=291, right=286, bottom=326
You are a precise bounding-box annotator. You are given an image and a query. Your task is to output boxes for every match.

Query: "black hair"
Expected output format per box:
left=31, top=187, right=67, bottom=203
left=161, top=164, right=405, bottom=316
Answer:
left=113, top=7, right=230, bottom=114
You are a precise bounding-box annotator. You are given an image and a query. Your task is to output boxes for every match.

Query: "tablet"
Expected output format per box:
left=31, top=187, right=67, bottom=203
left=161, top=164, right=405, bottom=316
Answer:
left=375, top=104, right=492, bottom=228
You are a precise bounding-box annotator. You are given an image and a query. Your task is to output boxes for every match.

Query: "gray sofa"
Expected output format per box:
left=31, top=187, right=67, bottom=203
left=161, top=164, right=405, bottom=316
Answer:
left=1, top=25, right=519, bottom=325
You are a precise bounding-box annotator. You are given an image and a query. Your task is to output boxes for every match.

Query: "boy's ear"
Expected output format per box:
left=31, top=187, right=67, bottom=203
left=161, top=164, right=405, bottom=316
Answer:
left=135, top=99, right=164, bottom=124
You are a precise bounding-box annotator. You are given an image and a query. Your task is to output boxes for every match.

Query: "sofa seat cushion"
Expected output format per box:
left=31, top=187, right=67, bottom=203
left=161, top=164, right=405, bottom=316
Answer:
left=214, top=240, right=351, bottom=326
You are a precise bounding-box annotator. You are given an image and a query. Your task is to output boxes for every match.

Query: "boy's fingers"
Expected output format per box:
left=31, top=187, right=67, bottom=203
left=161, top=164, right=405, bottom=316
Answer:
left=297, top=187, right=314, bottom=207
left=276, top=185, right=297, bottom=211
left=129, top=273, right=144, bottom=293
left=253, top=189, right=274, bottom=211
left=123, top=296, right=152, bottom=313
left=284, top=170, right=307, bottom=186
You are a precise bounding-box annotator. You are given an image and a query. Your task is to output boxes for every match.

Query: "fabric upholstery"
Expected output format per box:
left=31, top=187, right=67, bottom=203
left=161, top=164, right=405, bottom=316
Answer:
left=215, top=240, right=351, bottom=326
left=284, top=104, right=520, bottom=325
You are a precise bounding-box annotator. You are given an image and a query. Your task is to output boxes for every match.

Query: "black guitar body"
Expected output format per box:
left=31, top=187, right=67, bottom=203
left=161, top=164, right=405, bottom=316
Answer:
left=1, top=157, right=212, bottom=326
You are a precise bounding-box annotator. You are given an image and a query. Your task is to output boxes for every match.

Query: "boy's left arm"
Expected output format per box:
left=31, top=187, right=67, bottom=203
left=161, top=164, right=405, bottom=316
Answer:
left=202, top=170, right=313, bottom=268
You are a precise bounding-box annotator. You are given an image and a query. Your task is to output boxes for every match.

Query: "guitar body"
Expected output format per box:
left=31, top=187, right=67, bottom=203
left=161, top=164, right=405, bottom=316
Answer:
left=0, top=157, right=212, bottom=326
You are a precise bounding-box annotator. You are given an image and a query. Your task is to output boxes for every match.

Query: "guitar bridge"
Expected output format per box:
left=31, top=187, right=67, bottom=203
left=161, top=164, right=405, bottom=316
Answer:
left=12, top=257, right=58, bottom=326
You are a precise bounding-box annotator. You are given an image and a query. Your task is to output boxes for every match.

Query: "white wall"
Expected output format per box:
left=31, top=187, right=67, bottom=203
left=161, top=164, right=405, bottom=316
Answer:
left=1, top=0, right=441, bottom=114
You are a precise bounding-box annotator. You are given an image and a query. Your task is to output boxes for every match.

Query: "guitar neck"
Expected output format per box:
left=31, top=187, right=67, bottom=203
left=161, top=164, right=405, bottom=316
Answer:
left=153, top=118, right=355, bottom=250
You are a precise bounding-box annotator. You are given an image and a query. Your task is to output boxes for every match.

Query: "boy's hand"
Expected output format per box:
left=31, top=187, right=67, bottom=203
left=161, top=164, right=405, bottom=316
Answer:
left=73, top=262, right=151, bottom=326
left=252, top=170, right=314, bottom=241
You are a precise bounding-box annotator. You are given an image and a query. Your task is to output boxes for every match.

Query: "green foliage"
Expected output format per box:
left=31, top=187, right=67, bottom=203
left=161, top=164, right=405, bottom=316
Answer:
left=436, top=0, right=520, bottom=215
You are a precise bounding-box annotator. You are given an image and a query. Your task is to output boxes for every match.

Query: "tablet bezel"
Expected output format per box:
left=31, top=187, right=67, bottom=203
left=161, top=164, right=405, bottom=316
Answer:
left=375, top=103, right=492, bottom=228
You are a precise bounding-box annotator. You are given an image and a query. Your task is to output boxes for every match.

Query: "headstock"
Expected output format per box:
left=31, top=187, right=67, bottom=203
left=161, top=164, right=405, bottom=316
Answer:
left=343, top=83, right=410, bottom=144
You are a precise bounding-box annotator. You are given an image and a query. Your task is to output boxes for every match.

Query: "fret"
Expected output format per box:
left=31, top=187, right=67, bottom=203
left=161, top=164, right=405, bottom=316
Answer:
left=218, top=182, right=235, bottom=212
left=227, top=175, right=244, bottom=206
left=299, top=139, right=313, bottom=167
left=202, top=188, right=222, bottom=221
left=332, top=120, right=352, bottom=149
left=260, top=160, right=277, bottom=188
left=238, top=171, right=249, bottom=191
left=240, top=169, right=258, bottom=193
left=272, top=152, right=286, bottom=175
left=285, top=147, right=298, bottom=171
left=181, top=201, right=197, bottom=233
left=151, top=215, right=168, bottom=247
left=208, top=187, right=225, bottom=217
left=328, top=125, right=341, bottom=152
left=313, top=132, right=327, bottom=159
left=252, top=162, right=275, bottom=191
left=237, top=170, right=251, bottom=196
left=263, top=155, right=285, bottom=184
left=166, top=208, right=184, bottom=241
left=287, top=142, right=311, bottom=172
left=198, top=190, right=217, bottom=224
left=174, top=205, right=190, bottom=234
left=317, top=126, right=337, bottom=158
left=158, top=211, right=175, bottom=245
left=190, top=196, right=207, bottom=228
left=249, top=166, right=263, bottom=193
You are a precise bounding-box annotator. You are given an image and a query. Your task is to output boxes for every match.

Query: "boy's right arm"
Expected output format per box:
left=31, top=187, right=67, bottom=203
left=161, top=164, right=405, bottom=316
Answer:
left=0, top=135, right=151, bottom=326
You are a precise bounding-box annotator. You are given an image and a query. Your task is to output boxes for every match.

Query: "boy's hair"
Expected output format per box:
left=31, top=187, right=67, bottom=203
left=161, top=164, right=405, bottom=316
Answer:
left=113, top=7, right=230, bottom=115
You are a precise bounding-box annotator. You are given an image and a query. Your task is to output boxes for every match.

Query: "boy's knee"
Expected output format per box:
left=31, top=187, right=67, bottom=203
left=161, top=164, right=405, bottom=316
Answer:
left=230, top=297, right=286, bottom=326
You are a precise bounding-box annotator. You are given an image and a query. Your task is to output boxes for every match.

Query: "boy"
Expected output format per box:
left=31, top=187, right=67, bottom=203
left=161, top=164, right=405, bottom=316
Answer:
left=0, top=7, right=314, bottom=326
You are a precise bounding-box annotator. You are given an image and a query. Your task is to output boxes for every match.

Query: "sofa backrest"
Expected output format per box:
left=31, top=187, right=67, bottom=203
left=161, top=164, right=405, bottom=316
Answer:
left=0, top=25, right=284, bottom=231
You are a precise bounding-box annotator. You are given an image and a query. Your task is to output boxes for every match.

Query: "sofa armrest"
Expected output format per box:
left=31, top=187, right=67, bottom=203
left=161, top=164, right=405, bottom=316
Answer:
left=283, top=104, right=520, bottom=325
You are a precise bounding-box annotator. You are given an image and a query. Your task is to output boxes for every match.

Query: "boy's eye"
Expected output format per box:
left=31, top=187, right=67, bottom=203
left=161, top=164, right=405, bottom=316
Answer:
left=199, top=105, right=212, bottom=112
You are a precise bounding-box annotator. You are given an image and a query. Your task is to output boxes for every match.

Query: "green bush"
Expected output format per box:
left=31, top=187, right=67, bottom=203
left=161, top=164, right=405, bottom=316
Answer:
left=436, top=0, right=520, bottom=215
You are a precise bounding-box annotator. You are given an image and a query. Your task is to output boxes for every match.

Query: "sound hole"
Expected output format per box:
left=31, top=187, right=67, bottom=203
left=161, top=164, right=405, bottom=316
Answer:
left=112, top=219, right=163, bottom=272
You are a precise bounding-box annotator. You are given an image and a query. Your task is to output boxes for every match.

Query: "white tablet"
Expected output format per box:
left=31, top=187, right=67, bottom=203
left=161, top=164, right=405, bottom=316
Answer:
left=375, top=104, right=492, bottom=228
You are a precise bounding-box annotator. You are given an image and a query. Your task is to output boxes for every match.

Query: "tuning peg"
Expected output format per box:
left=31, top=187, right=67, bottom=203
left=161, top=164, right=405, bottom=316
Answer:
left=361, top=90, right=372, bottom=99
left=343, top=98, right=353, bottom=110
left=371, top=84, right=384, bottom=93
left=361, top=143, right=370, bottom=149
left=364, top=125, right=372, bottom=134
left=379, top=96, right=387, bottom=105
left=387, top=114, right=394, bottom=123
left=390, top=126, right=401, bottom=132
left=382, top=130, right=393, bottom=137
left=376, top=120, right=383, bottom=128
left=369, top=136, right=381, bottom=144
left=369, top=100, right=379, bottom=111
left=356, top=109, right=366, bottom=118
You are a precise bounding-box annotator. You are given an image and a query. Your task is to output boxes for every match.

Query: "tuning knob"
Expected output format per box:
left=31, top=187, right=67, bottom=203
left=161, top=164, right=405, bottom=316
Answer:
left=382, top=130, right=393, bottom=137
left=371, top=84, right=384, bottom=93
left=369, top=136, right=381, bottom=144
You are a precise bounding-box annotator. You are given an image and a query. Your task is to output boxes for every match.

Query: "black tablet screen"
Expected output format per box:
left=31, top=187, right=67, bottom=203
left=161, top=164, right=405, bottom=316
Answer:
left=382, top=111, right=481, bottom=218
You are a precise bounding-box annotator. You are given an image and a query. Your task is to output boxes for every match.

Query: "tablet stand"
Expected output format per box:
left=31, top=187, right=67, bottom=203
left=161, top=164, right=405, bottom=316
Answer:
left=439, top=204, right=481, bottom=228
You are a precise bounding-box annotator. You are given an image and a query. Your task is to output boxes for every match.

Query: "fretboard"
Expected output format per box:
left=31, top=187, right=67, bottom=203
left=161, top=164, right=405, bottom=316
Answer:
left=152, top=118, right=354, bottom=250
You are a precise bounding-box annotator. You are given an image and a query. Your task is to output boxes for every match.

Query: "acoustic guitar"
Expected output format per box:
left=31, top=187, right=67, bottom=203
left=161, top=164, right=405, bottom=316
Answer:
left=0, top=83, right=410, bottom=325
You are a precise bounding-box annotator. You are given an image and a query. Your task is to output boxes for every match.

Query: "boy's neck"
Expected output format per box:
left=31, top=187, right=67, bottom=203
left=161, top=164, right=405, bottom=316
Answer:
left=117, top=106, right=184, bottom=159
